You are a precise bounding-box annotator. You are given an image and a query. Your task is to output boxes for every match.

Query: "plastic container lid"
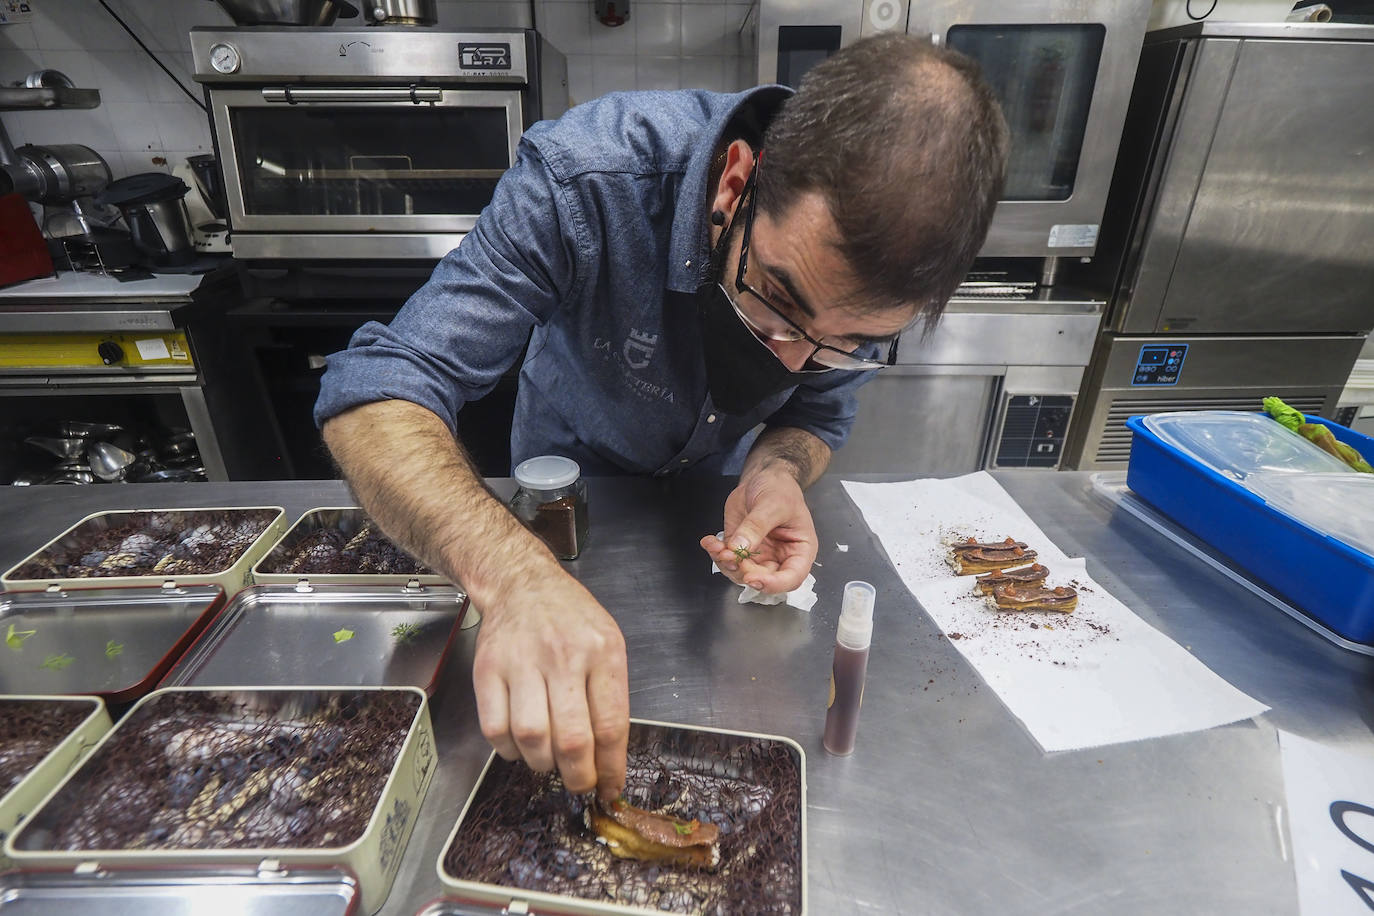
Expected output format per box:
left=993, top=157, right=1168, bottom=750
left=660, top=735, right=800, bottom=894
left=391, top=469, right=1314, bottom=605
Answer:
left=1141, top=411, right=1352, bottom=479
left=1245, top=471, right=1374, bottom=558
left=835, top=580, right=875, bottom=650
left=513, top=455, right=581, bottom=491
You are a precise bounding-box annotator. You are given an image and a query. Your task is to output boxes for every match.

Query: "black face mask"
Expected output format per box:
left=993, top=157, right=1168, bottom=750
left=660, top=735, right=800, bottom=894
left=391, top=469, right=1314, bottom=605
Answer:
left=695, top=209, right=822, bottom=415
left=697, top=281, right=818, bottom=415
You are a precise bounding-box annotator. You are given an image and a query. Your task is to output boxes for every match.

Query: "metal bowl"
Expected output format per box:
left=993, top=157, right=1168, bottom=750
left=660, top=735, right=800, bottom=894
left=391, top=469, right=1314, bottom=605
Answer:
left=212, top=0, right=358, bottom=26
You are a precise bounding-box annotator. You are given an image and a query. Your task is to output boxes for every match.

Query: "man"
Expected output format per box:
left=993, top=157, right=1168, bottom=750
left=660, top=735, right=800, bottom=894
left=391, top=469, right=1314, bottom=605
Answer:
left=316, top=34, right=1008, bottom=802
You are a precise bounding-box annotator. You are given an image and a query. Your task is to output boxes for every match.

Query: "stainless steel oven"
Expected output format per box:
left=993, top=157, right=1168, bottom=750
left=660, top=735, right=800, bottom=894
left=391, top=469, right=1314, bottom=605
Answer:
left=191, top=28, right=567, bottom=261
left=757, top=0, right=1152, bottom=259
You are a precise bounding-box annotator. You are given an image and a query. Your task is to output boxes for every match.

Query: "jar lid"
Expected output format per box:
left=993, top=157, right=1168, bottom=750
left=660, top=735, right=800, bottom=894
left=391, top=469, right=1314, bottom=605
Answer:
left=514, top=455, right=580, bottom=490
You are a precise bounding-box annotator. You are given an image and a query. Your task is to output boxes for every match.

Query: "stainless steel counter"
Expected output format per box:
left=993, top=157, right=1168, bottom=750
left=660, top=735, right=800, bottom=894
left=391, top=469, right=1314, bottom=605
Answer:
left=2, top=473, right=1369, bottom=915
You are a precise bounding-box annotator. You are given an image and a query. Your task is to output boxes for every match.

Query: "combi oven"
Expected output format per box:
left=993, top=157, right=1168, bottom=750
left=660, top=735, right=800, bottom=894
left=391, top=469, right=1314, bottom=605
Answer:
left=757, top=0, right=1151, bottom=260
left=191, top=28, right=568, bottom=261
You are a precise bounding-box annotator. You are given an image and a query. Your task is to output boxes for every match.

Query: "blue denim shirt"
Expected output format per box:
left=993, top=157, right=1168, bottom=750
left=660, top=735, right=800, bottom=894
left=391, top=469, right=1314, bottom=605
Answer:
left=314, top=88, right=879, bottom=475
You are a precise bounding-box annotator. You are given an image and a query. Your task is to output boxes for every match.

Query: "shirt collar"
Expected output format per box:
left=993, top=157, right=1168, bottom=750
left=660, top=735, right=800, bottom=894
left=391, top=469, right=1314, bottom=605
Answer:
left=666, top=85, right=793, bottom=294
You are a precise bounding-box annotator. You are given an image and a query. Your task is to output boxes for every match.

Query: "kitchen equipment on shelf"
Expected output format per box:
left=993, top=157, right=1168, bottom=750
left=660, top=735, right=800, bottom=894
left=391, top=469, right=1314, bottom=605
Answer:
left=364, top=0, right=437, bottom=26
left=211, top=0, right=359, bottom=26
left=191, top=26, right=568, bottom=261
left=0, top=192, right=53, bottom=287
left=172, top=157, right=231, bottom=255
left=1, top=71, right=108, bottom=206
left=96, top=173, right=197, bottom=267
left=1064, top=23, right=1374, bottom=469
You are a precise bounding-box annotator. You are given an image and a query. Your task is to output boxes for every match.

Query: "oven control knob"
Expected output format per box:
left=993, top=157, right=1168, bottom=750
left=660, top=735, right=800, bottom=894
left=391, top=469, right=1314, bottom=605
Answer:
left=209, top=42, right=241, bottom=75
left=98, top=341, right=124, bottom=365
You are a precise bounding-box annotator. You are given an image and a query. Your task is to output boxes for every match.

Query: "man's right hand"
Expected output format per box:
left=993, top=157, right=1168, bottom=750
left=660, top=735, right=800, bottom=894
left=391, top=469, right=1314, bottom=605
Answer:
left=320, top=400, right=629, bottom=801
left=471, top=567, right=629, bottom=800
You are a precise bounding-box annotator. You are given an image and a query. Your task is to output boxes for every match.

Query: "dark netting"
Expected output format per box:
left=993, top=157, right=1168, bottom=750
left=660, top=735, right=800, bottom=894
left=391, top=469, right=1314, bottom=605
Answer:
left=11, top=510, right=278, bottom=580
left=257, top=521, right=431, bottom=576
left=0, top=699, right=94, bottom=796
left=13, top=690, right=419, bottom=852
left=442, top=723, right=802, bottom=915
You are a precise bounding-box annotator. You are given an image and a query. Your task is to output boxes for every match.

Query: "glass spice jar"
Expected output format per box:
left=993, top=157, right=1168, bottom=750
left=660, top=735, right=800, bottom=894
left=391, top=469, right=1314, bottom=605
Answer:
left=510, top=455, right=589, bottom=560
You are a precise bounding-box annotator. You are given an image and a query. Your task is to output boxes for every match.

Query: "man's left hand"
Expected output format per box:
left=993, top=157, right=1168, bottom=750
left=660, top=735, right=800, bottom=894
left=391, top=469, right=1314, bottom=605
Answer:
left=700, top=465, right=817, bottom=594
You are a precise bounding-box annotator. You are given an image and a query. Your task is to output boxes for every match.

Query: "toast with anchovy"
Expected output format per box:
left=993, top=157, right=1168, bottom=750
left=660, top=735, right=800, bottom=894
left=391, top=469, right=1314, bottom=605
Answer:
left=986, top=583, right=1077, bottom=613
left=946, top=537, right=1038, bottom=575
left=974, top=563, right=1049, bottom=595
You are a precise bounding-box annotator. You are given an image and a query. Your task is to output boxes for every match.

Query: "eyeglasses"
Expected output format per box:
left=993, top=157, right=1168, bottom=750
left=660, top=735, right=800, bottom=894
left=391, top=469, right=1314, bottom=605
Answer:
left=720, top=164, right=898, bottom=372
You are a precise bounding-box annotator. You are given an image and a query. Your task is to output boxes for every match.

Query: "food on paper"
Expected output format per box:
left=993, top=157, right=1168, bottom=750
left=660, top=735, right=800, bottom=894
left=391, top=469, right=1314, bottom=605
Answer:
left=986, top=584, right=1078, bottom=614
left=973, top=563, right=1049, bottom=595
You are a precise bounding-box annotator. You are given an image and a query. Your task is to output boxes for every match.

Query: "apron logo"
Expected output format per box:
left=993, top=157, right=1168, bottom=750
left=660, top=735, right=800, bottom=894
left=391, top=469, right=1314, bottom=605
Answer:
left=623, top=329, right=658, bottom=370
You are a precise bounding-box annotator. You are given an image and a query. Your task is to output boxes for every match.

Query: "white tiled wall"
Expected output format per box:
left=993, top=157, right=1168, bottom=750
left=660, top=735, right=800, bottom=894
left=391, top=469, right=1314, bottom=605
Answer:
left=0, top=1, right=757, bottom=181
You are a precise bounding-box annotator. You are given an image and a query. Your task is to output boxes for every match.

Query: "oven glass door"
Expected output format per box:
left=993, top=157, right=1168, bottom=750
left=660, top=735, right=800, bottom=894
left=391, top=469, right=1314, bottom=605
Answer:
left=947, top=24, right=1105, bottom=202
left=212, top=88, right=523, bottom=233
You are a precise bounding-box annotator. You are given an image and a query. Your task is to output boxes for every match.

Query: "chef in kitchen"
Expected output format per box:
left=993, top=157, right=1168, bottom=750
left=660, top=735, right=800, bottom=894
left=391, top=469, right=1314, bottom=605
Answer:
left=315, top=34, right=1009, bottom=800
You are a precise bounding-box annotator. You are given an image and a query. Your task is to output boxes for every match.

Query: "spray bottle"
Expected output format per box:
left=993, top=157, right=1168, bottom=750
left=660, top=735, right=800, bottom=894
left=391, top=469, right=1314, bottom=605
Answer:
left=823, top=580, right=875, bottom=756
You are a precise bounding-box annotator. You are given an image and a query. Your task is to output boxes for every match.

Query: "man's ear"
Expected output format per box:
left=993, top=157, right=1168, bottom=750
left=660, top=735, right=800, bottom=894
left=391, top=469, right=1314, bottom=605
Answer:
left=709, top=139, right=756, bottom=227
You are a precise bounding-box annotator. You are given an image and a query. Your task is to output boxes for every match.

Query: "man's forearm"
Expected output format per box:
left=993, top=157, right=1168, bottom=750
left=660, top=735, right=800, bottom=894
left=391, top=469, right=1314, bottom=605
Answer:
left=741, top=426, right=831, bottom=489
left=321, top=399, right=560, bottom=608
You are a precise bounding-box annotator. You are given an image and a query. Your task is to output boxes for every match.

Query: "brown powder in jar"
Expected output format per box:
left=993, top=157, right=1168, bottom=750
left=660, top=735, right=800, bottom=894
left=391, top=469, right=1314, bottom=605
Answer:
left=531, top=496, right=578, bottom=558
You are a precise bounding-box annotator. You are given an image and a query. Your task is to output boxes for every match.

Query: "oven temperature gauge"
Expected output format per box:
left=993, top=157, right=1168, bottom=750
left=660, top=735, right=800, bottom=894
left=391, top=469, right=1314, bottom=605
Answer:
left=209, top=42, right=241, bottom=75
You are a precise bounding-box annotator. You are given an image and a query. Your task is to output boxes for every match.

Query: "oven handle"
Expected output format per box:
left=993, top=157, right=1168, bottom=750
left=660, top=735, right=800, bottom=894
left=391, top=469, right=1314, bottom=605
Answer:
left=261, top=86, right=444, bottom=104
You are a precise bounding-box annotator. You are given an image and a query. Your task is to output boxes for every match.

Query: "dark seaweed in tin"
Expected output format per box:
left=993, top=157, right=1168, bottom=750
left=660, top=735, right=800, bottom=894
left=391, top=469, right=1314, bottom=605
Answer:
left=258, top=522, right=431, bottom=576
left=0, top=700, right=93, bottom=796
left=13, top=690, right=419, bottom=852
left=443, top=725, right=803, bottom=915
left=11, top=510, right=276, bottom=580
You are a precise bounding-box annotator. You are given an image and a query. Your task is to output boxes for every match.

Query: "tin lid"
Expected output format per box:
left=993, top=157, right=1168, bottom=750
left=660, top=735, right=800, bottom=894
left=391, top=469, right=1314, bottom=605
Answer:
left=0, top=861, right=358, bottom=915
left=0, top=585, right=224, bottom=703
left=514, top=455, right=580, bottom=491
left=158, top=584, right=468, bottom=695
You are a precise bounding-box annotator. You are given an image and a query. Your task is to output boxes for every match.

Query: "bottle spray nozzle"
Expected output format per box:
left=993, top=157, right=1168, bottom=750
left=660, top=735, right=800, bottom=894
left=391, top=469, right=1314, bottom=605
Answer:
left=836, top=580, right=876, bottom=650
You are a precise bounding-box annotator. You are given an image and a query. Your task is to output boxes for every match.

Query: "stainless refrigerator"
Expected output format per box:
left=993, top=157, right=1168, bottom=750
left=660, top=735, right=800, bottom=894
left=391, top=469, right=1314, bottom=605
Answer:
left=1065, top=22, right=1374, bottom=469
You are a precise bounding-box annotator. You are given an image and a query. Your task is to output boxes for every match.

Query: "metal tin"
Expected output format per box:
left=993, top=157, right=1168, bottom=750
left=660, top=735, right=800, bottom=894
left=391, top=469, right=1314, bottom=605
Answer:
left=0, top=586, right=225, bottom=702
left=252, top=508, right=450, bottom=588
left=1, top=507, right=288, bottom=593
left=0, top=695, right=110, bottom=871
left=159, top=584, right=469, bottom=696
left=5, top=686, right=437, bottom=916
left=434, top=718, right=809, bottom=916
left=0, top=861, right=359, bottom=915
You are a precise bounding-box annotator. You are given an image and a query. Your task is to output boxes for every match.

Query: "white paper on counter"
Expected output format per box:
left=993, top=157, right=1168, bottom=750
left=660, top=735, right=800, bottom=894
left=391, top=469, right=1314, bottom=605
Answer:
left=1279, top=731, right=1374, bottom=916
left=843, top=472, right=1269, bottom=753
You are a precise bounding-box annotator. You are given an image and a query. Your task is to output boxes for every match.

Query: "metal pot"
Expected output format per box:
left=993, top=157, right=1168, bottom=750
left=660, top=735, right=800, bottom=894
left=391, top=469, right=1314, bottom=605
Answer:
left=212, top=0, right=359, bottom=26
left=364, top=0, right=436, bottom=25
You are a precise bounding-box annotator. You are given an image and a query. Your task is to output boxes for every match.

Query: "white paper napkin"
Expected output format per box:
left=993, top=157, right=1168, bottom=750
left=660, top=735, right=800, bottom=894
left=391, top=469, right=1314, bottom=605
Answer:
left=843, top=472, right=1269, bottom=753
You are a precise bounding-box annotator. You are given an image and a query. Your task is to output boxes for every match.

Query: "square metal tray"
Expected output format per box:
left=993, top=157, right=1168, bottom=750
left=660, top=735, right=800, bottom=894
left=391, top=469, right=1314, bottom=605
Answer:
left=2, top=507, right=288, bottom=593
left=159, top=584, right=469, bottom=696
left=436, top=718, right=808, bottom=916
left=0, top=586, right=225, bottom=702
left=0, top=695, right=110, bottom=871
left=253, top=508, right=450, bottom=588
left=4, top=686, right=436, bottom=916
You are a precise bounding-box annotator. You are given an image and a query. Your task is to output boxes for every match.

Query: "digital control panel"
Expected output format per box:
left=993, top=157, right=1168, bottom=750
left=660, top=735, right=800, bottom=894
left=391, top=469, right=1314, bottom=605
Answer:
left=1132, top=344, right=1187, bottom=386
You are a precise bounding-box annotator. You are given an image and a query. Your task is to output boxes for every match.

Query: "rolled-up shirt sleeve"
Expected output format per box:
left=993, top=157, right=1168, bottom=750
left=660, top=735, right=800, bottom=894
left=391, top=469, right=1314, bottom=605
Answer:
left=314, top=137, right=582, bottom=435
left=762, top=344, right=883, bottom=452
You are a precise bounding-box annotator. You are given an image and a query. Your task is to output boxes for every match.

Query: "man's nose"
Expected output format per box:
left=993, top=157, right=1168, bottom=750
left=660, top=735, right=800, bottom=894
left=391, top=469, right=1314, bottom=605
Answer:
left=765, top=338, right=812, bottom=372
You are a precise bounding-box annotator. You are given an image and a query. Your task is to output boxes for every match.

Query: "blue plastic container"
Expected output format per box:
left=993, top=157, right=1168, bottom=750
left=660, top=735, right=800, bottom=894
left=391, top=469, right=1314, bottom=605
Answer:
left=1125, top=413, right=1374, bottom=645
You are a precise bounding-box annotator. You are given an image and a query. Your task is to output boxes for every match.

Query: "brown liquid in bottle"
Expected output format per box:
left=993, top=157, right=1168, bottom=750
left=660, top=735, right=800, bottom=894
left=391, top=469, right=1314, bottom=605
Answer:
left=823, top=642, right=870, bottom=756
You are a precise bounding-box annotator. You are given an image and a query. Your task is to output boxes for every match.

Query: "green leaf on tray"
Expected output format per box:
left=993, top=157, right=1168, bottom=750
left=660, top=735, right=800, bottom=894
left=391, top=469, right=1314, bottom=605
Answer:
left=333, top=628, right=355, bottom=644
left=41, top=653, right=74, bottom=671
left=105, top=640, right=124, bottom=659
left=6, top=623, right=36, bottom=651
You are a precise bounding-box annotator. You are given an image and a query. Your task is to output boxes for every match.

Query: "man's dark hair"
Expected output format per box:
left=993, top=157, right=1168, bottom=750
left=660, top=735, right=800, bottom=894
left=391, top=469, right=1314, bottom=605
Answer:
left=757, top=34, right=1010, bottom=329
